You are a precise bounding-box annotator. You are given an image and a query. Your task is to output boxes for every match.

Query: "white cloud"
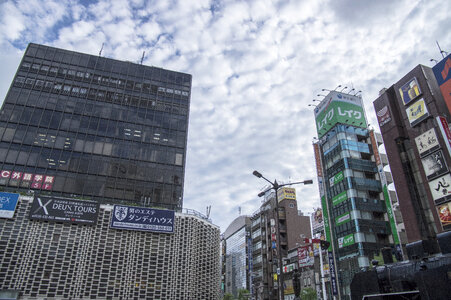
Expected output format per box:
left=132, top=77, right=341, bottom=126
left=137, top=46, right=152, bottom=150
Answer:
left=0, top=0, right=449, bottom=231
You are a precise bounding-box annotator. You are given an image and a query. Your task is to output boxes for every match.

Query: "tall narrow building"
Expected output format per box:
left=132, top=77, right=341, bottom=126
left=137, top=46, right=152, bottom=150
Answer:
left=250, top=187, right=311, bottom=300
left=373, top=60, right=451, bottom=256
left=0, top=43, right=191, bottom=209
left=313, top=90, right=400, bottom=298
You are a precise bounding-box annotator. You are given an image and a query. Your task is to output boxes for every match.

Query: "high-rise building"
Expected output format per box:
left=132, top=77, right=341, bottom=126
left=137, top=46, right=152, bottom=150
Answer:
left=0, top=195, right=221, bottom=299
left=0, top=43, right=191, bottom=210
left=373, top=61, right=451, bottom=256
left=222, top=216, right=252, bottom=298
left=313, top=90, right=400, bottom=298
left=250, top=187, right=311, bottom=300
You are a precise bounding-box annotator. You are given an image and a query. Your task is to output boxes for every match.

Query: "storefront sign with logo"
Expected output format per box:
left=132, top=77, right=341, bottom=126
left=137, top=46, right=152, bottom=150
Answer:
left=421, top=150, right=448, bottom=180
left=406, top=98, right=429, bottom=126
left=338, top=233, right=355, bottom=248
left=29, top=196, right=99, bottom=225
left=329, top=171, right=344, bottom=187
left=398, top=77, right=421, bottom=105
left=415, top=128, right=440, bottom=157
left=314, top=91, right=367, bottom=138
left=428, top=173, right=451, bottom=205
left=110, top=205, right=174, bottom=233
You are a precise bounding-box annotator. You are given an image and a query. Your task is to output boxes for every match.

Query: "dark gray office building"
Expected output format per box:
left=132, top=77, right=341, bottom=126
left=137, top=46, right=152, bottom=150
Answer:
left=0, top=43, right=191, bottom=210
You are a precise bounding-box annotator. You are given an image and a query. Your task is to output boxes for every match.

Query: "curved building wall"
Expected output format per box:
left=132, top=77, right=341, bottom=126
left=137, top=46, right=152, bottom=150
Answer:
left=0, top=196, right=220, bottom=299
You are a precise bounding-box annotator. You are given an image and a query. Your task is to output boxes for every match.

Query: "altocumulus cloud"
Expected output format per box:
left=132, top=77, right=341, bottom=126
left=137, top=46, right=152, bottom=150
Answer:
left=0, top=0, right=449, bottom=231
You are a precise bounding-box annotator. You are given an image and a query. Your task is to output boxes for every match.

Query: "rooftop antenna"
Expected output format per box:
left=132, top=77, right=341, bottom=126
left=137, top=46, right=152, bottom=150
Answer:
left=140, top=51, right=145, bottom=64
left=238, top=206, right=241, bottom=216
left=436, top=41, right=446, bottom=58
left=206, top=205, right=211, bottom=219
left=99, top=43, right=104, bottom=56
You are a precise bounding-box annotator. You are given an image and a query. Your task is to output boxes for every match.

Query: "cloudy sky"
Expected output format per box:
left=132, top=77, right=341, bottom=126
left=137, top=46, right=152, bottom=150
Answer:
left=0, top=0, right=450, bottom=231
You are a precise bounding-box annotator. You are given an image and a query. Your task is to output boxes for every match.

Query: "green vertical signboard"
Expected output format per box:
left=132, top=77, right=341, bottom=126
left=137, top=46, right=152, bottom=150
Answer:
left=321, top=195, right=332, bottom=251
left=383, top=185, right=400, bottom=245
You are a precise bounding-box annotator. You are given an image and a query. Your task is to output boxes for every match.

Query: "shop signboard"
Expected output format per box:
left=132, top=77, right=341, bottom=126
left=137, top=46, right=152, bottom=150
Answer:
left=415, top=128, right=440, bottom=157
left=406, top=98, right=429, bottom=126
left=437, top=201, right=451, bottom=230
left=0, top=192, right=19, bottom=219
left=110, top=205, right=174, bottom=233
left=338, top=233, right=355, bottom=248
left=398, top=77, right=421, bottom=105
left=421, top=150, right=448, bottom=180
left=29, top=196, right=99, bottom=225
left=428, top=173, right=451, bottom=205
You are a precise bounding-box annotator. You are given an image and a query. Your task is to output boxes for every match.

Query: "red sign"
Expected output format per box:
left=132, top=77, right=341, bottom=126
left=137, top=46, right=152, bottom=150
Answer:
left=0, top=170, right=54, bottom=191
left=304, top=238, right=321, bottom=244
left=437, top=116, right=451, bottom=159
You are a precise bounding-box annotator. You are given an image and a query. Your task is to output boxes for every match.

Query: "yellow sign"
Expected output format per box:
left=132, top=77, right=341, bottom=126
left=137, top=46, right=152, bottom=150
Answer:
left=277, top=187, right=296, bottom=201
left=406, top=98, right=429, bottom=126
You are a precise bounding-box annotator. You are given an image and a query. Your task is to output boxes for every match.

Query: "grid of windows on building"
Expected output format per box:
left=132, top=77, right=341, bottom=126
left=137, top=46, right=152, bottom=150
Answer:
left=318, top=124, right=393, bottom=296
left=0, top=196, right=221, bottom=299
left=225, top=226, right=249, bottom=297
left=0, top=43, right=191, bottom=209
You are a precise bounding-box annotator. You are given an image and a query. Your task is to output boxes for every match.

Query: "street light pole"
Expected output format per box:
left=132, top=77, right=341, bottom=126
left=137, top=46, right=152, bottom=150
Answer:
left=253, top=171, right=313, bottom=300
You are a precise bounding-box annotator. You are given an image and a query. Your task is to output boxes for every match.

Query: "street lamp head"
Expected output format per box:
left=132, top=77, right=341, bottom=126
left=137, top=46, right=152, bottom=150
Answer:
left=304, top=179, right=313, bottom=185
left=257, top=191, right=266, bottom=197
left=253, top=170, right=263, bottom=178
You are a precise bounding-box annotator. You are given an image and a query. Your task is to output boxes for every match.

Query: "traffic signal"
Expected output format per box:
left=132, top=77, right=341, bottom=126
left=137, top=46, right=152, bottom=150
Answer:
left=320, top=240, right=330, bottom=250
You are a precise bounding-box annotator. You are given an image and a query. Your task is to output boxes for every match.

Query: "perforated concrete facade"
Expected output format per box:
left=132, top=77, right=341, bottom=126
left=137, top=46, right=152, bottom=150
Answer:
left=0, top=196, right=221, bottom=299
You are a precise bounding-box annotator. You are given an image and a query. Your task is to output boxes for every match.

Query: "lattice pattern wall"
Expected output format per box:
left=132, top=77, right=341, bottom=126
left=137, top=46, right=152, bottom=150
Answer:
left=0, top=196, right=221, bottom=299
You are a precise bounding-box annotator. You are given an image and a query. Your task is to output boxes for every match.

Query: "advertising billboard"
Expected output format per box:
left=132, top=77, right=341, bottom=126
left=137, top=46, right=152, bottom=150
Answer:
left=0, top=192, right=19, bottom=219
left=437, top=116, right=451, bottom=158
left=329, top=171, right=344, bottom=187
left=313, top=143, right=323, bottom=177
left=110, top=205, right=174, bottom=233
left=311, top=208, right=323, bottom=232
left=432, top=54, right=451, bottom=115
left=335, top=212, right=351, bottom=226
left=428, top=173, right=451, bottom=205
left=415, top=128, right=440, bottom=157
left=314, top=91, right=367, bottom=138
left=29, top=196, right=99, bottom=225
left=297, top=244, right=314, bottom=267
left=338, top=233, right=354, bottom=248
left=277, top=187, right=296, bottom=201
left=332, top=191, right=347, bottom=206
left=437, top=201, right=451, bottom=230
left=398, top=77, right=421, bottom=105
left=421, top=150, right=448, bottom=180
left=406, top=98, right=429, bottom=126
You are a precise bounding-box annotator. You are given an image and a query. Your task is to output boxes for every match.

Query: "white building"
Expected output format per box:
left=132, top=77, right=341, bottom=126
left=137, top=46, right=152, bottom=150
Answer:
left=0, top=195, right=221, bottom=299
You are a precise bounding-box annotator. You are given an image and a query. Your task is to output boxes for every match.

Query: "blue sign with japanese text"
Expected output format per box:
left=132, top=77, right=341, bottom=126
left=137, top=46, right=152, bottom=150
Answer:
left=110, top=205, right=175, bottom=233
left=0, top=192, right=19, bottom=219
